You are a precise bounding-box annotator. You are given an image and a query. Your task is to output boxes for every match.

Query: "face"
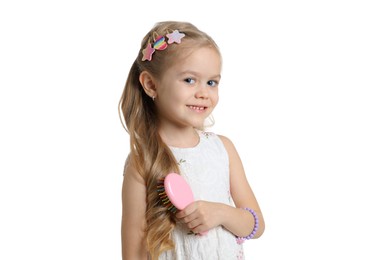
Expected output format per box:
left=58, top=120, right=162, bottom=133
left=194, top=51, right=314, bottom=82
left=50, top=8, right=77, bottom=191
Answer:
left=154, top=46, right=221, bottom=130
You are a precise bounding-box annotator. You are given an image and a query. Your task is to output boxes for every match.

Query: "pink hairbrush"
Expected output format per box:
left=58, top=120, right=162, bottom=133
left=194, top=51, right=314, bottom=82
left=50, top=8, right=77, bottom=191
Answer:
left=158, top=173, right=208, bottom=235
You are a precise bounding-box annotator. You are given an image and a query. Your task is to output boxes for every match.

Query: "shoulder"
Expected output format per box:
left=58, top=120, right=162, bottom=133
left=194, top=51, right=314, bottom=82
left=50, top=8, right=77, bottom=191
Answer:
left=217, top=134, right=233, bottom=145
left=200, top=131, right=231, bottom=152
left=216, top=134, right=244, bottom=166
left=200, top=132, right=241, bottom=159
left=123, top=153, right=145, bottom=185
left=122, top=154, right=147, bottom=218
left=217, top=134, right=236, bottom=153
left=199, top=131, right=231, bottom=143
left=198, top=131, right=237, bottom=151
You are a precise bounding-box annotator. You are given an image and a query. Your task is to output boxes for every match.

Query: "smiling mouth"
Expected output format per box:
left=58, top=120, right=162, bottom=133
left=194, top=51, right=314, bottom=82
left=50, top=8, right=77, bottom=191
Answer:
left=187, top=105, right=207, bottom=111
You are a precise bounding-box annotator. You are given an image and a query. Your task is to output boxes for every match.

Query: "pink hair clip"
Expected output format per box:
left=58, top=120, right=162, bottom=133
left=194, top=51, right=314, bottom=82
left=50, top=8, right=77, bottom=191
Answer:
left=142, top=30, right=186, bottom=61
left=141, top=43, right=155, bottom=61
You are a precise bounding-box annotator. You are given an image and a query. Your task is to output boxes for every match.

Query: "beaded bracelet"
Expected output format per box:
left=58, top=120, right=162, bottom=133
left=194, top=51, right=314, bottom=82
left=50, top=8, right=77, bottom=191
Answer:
left=236, top=207, right=259, bottom=244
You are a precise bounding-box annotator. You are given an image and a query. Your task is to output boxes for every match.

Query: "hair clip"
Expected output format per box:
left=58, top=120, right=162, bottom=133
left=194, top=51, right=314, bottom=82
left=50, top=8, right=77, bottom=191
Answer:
left=153, top=36, right=168, bottom=50
left=142, top=30, right=186, bottom=61
left=166, top=30, right=185, bottom=44
left=142, top=43, right=155, bottom=61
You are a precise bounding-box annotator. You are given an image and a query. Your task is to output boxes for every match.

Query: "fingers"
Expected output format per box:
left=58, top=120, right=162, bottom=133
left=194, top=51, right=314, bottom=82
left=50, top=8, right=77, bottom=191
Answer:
left=176, top=204, right=199, bottom=226
left=185, top=217, right=202, bottom=230
left=175, top=201, right=211, bottom=233
left=177, top=212, right=205, bottom=233
left=175, top=201, right=198, bottom=219
left=181, top=216, right=208, bottom=234
left=190, top=224, right=208, bottom=235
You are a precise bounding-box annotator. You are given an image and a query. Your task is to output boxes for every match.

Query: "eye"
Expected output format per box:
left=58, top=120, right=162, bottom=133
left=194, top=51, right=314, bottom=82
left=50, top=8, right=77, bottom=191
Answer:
left=184, top=78, right=195, bottom=84
left=207, top=80, right=218, bottom=87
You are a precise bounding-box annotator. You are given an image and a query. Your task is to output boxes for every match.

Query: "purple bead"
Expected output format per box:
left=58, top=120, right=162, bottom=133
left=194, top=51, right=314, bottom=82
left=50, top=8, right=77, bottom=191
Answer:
left=235, top=207, right=260, bottom=244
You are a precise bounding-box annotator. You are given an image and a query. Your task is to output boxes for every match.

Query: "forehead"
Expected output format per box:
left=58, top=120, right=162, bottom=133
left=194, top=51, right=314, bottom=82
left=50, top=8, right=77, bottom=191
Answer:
left=168, top=46, right=222, bottom=75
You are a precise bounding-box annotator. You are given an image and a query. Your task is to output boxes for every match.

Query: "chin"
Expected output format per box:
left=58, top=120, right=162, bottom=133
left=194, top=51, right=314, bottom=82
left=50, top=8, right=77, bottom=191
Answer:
left=192, top=121, right=206, bottom=130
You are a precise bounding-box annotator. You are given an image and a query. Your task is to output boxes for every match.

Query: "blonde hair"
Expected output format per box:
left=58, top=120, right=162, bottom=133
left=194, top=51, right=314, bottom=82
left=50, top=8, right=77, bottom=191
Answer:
left=119, top=21, right=220, bottom=259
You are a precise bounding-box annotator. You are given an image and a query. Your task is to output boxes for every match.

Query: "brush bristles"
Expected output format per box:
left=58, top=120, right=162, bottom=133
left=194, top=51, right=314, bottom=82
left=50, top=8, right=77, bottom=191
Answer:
left=157, top=181, right=177, bottom=213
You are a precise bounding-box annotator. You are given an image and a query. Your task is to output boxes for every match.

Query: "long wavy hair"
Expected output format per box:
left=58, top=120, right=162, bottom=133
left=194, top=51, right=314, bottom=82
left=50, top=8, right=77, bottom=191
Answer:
left=119, top=21, right=220, bottom=259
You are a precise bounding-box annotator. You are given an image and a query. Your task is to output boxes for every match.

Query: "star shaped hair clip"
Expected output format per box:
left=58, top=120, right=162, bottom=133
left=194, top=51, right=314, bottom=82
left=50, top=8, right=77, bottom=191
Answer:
left=166, top=30, right=185, bottom=44
left=142, top=43, right=155, bottom=61
left=141, top=29, right=186, bottom=61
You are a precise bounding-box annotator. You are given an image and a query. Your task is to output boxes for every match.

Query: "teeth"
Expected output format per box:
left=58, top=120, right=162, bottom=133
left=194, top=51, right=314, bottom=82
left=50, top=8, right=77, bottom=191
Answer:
left=189, top=105, right=205, bottom=110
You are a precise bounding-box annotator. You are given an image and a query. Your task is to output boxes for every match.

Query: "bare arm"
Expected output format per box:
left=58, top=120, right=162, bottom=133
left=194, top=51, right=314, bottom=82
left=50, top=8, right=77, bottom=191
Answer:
left=219, top=135, right=265, bottom=239
left=121, top=156, right=148, bottom=260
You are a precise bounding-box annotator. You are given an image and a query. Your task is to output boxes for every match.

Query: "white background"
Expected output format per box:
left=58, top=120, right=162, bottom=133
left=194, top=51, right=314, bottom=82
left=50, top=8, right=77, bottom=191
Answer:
left=1, top=0, right=389, bottom=259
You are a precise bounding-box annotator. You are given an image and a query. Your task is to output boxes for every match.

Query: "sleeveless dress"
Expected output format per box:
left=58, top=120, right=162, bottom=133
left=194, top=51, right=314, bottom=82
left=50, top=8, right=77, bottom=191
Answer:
left=158, top=131, right=244, bottom=260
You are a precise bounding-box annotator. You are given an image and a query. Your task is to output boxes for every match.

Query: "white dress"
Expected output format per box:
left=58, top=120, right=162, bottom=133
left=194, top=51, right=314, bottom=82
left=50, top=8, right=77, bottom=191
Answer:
left=158, top=131, right=245, bottom=260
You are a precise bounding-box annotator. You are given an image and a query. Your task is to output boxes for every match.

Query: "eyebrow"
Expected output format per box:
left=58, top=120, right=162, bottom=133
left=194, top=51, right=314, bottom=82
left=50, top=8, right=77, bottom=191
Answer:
left=178, top=70, right=221, bottom=79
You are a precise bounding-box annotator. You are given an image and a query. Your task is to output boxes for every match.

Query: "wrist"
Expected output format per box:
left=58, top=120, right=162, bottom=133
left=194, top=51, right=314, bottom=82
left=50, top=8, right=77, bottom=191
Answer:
left=216, top=203, right=231, bottom=227
left=236, top=207, right=259, bottom=244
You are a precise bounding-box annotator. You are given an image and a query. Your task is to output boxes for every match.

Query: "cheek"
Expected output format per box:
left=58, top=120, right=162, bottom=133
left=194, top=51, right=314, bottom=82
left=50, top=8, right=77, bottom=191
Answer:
left=157, top=91, right=184, bottom=112
left=212, top=91, right=219, bottom=106
left=158, top=86, right=181, bottom=102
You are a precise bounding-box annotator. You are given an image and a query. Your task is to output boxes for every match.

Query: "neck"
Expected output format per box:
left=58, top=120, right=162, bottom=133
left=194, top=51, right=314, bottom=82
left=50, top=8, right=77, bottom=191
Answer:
left=159, top=126, right=199, bottom=148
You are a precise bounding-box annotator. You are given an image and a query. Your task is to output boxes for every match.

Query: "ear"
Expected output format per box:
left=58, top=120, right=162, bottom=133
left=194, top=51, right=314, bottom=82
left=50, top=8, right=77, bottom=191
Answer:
left=139, top=71, right=157, bottom=98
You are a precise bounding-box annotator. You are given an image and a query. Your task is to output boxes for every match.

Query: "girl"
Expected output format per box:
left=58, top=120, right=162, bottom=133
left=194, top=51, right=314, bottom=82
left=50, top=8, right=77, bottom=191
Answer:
left=119, top=21, right=265, bottom=260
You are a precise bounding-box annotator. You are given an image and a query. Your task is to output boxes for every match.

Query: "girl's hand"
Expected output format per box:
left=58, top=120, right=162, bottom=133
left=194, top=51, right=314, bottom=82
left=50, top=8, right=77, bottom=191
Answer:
left=175, top=200, right=223, bottom=234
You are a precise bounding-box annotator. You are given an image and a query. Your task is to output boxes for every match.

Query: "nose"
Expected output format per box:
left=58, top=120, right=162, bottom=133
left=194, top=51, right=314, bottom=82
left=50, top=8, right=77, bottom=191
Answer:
left=194, top=84, right=209, bottom=99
